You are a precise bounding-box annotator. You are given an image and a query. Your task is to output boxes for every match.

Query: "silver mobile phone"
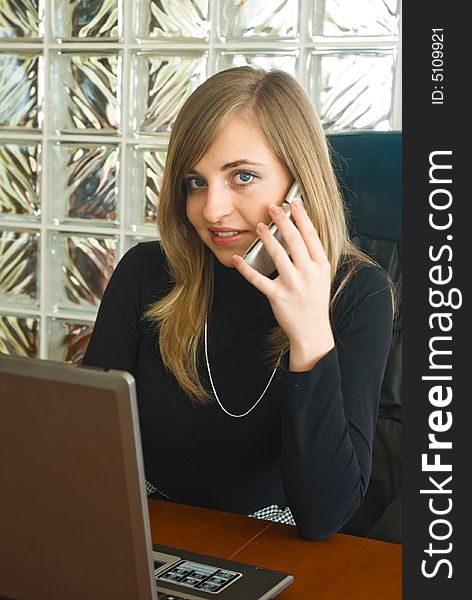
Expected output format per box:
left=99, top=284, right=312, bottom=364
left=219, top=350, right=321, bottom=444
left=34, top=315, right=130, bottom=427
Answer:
left=242, top=182, right=303, bottom=276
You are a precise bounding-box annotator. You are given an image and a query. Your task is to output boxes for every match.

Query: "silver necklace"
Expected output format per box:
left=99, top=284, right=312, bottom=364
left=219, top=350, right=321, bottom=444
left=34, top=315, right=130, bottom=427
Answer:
left=204, top=318, right=281, bottom=418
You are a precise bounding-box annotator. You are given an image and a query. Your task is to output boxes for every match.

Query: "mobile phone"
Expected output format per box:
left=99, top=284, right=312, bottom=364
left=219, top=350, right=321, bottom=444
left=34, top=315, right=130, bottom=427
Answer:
left=242, top=182, right=303, bottom=276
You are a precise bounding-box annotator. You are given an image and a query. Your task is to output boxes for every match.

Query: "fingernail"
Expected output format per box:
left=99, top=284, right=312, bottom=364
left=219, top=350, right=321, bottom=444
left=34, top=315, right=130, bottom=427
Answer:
left=232, top=254, right=242, bottom=265
left=269, top=204, right=280, bottom=214
left=257, top=222, right=267, bottom=233
left=293, top=200, right=302, bottom=210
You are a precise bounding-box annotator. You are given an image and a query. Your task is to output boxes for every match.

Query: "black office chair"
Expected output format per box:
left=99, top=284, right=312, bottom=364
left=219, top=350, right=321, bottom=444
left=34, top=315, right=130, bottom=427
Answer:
left=327, top=131, right=402, bottom=544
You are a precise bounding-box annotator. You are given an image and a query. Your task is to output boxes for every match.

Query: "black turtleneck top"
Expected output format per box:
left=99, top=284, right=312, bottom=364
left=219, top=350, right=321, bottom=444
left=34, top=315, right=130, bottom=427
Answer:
left=82, top=241, right=392, bottom=540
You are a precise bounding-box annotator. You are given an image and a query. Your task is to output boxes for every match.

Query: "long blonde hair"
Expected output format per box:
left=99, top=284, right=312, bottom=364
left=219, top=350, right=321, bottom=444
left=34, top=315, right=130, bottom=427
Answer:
left=146, top=66, right=372, bottom=403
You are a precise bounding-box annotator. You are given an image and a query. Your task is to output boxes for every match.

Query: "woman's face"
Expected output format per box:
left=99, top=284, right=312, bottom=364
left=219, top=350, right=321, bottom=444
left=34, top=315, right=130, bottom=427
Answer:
left=185, top=115, right=293, bottom=267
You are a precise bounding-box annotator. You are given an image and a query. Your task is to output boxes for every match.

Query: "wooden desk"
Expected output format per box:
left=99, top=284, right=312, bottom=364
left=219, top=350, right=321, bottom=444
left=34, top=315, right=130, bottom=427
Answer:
left=148, top=500, right=402, bottom=599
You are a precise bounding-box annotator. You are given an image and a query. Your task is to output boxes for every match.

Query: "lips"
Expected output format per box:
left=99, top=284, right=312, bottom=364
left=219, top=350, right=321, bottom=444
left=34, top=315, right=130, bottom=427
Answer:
left=209, top=228, right=248, bottom=246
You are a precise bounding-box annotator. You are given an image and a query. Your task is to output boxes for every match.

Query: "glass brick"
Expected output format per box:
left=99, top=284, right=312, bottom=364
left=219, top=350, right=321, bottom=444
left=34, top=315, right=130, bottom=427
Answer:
left=218, top=0, right=299, bottom=41
left=136, top=0, right=209, bottom=41
left=52, top=0, right=121, bottom=41
left=0, top=0, right=45, bottom=40
left=0, top=312, right=39, bottom=357
left=50, top=51, right=121, bottom=134
left=49, top=142, right=119, bottom=225
left=128, top=144, right=166, bottom=228
left=215, top=51, right=297, bottom=77
left=48, top=233, right=117, bottom=312
left=47, top=317, right=94, bottom=363
left=308, top=50, right=396, bottom=131
left=0, top=51, right=43, bottom=130
left=130, top=52, right=206, bottom=134
left=0, top=141, right=41, bottom=220
left=313, top=0, right=400, bottom=38
left=124, top=235, right=157, bottom=254
left=0, top=228, right=39, bottom=308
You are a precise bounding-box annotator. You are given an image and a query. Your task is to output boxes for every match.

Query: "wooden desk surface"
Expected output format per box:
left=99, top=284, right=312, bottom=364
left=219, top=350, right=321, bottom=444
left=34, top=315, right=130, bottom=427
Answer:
left=148, top=500, right=402, bottom=599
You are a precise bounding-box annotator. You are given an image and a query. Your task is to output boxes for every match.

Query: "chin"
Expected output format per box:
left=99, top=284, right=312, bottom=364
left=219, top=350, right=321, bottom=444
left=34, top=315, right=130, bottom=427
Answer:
left=213, top=252, right=236, bottom=269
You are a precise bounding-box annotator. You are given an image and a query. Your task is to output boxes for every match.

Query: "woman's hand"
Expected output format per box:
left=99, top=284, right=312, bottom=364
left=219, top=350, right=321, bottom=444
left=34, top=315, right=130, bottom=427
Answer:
left=232, top=200, right=335, bottom=371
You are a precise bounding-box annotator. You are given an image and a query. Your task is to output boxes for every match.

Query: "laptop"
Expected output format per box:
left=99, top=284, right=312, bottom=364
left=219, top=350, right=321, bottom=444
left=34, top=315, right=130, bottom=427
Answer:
left=0, top=354, right=294, bottom=600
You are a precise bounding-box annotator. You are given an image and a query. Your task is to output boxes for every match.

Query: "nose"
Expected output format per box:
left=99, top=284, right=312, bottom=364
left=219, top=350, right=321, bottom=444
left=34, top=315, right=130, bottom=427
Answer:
left=201, top=182, right=234, bottom=224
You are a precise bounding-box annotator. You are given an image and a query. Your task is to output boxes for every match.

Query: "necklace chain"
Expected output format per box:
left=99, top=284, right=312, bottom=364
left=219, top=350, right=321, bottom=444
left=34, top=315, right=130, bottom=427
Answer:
left=204, top=319, right=280, bottom=418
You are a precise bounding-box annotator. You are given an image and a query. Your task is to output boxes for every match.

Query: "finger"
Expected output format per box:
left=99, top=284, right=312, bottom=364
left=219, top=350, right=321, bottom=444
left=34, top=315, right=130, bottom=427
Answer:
left=267, top=203, right=311, bottom=267
left=254, top=220, right=295, bottom=276
left=232, top=253, right=275, bottom=297
left=290, top=200, right=329, bottom=264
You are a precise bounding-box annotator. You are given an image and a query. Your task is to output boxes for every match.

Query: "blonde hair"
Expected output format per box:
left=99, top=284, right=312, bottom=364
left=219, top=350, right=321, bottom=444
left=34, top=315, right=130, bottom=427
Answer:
left=146, top=66, right=373, bottom=402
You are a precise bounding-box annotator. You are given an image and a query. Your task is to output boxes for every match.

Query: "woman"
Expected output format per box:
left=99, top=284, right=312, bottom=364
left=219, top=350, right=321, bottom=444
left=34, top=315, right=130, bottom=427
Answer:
left=82, top=67, right=393, bottom=540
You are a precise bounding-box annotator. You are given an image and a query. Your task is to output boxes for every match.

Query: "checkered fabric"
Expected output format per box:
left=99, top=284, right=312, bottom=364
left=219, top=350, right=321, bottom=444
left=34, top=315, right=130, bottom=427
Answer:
left=248, top=504, right=296, bottom=526
left=145, top=480, right=158, bottom=496
left=145, top=480, right=295, bottom=526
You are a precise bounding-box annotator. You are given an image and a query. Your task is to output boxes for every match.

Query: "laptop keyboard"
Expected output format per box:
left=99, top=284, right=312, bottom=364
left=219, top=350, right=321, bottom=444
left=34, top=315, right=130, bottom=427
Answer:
left=155, top=558, right=241, bottom=596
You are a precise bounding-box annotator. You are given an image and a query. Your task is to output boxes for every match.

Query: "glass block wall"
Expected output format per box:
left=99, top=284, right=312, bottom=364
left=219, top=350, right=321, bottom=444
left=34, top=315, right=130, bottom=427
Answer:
left=0, top=0, right=401, bottom=362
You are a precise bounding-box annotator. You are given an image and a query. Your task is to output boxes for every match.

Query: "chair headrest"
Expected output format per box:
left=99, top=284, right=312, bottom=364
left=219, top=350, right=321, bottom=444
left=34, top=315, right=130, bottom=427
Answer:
left=327, top=131, right=402, bottom=242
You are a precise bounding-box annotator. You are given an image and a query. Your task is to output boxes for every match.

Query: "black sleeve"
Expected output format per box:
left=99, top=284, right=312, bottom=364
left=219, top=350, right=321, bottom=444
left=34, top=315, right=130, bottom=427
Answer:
left=280, top=265, right=393, bottom=540
left=81, top=244, right=147, bottom=373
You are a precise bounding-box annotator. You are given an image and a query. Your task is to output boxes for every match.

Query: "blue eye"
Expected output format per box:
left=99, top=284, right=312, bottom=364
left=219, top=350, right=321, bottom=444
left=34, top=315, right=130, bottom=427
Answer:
left=234, top=171, right=255, bottom=185
left=187, top=177, right=206, bottom=190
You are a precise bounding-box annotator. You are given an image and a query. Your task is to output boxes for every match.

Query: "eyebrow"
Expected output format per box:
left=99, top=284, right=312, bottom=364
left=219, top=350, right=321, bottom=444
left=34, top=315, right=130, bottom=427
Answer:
left=187, top=159, right=266, bottom=175
left=220, top=159, right=266, bottom=171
